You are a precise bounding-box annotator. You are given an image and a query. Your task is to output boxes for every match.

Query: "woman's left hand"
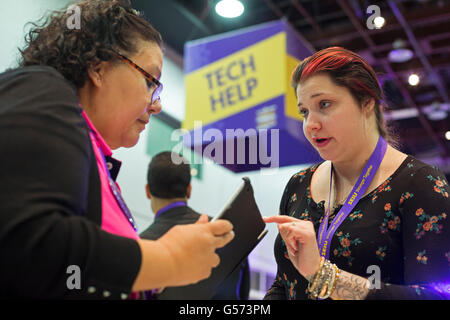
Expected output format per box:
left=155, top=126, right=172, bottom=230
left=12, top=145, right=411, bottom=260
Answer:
left=264, top=215, right=321, bottom=280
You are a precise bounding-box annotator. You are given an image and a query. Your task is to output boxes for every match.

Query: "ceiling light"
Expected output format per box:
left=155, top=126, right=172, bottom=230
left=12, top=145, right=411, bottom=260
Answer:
left=215, top=0, right=244, bottom=18
left=427, top=110, right=447, bottom=121
left=373, top=16, right=385, bottom=29
left=426, top=101, right=447, bottom=121
left=408, top=74, right=420, bottom=86
left=388, top=48, right=413, bottom=63
left=388, top=39, right=413, bottom=63
left=446, top=131, right=450, bottom=141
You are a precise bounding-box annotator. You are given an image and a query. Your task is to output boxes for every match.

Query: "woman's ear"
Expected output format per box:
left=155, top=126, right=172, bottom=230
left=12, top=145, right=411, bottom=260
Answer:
left=363, top=97, right=376, bottom=116
left=87, top=61, right=107, bottom=88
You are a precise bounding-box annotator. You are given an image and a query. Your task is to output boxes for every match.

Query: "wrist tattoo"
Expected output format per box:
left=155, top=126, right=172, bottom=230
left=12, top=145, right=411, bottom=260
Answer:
left=332, top=270, right=370, bottom=300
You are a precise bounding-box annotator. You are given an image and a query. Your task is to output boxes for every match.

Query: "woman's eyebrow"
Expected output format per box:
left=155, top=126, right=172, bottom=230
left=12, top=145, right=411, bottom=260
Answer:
left=297, top=92, right=324, bottom=107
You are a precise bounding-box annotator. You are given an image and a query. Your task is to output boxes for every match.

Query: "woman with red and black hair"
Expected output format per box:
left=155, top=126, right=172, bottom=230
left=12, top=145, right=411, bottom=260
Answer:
left=264, top=47, right=449, bottom=300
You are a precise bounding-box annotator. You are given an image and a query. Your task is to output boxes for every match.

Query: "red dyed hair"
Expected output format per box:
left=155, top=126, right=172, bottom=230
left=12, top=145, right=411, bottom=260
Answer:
left=291, top=47, right=395, bottom=143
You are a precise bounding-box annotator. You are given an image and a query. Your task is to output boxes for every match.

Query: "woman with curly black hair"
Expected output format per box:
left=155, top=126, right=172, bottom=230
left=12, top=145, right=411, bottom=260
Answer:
left=0, top=0, right=233, bottom=299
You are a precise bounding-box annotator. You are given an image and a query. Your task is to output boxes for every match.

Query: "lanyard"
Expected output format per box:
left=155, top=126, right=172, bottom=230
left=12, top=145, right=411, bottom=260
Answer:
left=154, top=201, right=187, bottom=219
left=103, top=159, right=138, bottom=232
left=81, top=112, right=138, bottom=232
left=317, top=136, right=387, bottom=259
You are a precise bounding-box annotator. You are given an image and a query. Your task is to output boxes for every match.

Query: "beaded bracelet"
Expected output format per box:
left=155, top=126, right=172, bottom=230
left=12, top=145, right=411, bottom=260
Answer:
left=309, top=259, right=331, bottom=299
left=307, top=256, right=325, bottom=294
left=307, top=258, right=340, bottom=300
left=319, top=262, right=336, bottom=299
left=309, top=259, right=329, bottom=299
left=329, top=264, right=340, bottom=297
left=314, top=260, right=330, bottom=298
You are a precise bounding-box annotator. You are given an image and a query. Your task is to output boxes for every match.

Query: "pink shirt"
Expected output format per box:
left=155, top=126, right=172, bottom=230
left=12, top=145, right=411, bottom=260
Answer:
left=82, top=111, right=139, bottom=240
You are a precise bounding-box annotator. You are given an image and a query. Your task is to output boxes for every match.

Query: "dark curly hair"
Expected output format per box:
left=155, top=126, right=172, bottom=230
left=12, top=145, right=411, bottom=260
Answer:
left=19, top=0, right=162, bottom=88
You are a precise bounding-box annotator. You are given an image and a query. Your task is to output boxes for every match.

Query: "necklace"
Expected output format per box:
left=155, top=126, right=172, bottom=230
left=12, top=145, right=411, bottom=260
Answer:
left=331, top=156, right=373, bottom=209
left=317, top=136, right=387, bottom=259
left=331, top=172, right=351, bottom=210
left=333, top=181, right=349, bottom=209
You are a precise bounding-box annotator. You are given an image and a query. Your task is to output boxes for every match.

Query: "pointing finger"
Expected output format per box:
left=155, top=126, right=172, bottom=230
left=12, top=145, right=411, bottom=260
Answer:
left=264, top=216, right=298, bottom=224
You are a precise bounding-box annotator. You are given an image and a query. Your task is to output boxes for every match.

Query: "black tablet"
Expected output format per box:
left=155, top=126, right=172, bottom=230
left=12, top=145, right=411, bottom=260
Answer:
left=156, top=177, right=268, bottom=300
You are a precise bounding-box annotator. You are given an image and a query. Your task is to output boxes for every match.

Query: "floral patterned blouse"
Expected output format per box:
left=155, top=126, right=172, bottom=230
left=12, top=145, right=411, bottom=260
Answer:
left=264, top=155, right=449, bottom=300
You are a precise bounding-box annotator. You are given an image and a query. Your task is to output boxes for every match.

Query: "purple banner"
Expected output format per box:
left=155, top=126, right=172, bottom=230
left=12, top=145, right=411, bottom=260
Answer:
left=185, top=20, right=285, bottom=74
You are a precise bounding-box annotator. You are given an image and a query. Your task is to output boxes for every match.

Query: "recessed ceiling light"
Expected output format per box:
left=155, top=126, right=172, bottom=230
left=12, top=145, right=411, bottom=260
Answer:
left=408, top=74, right=420, bottom=86
left=373, top=16, right=385, bottom=29
left=445, top=131, right=450, bottom=141
left=215, top=0, right=244, bottom=18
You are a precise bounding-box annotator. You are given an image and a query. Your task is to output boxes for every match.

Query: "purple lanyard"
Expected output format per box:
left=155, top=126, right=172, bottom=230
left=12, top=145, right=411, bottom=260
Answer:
left=103, top=161, right=138, bottom=232
left=317, top=136, right=387, bottom=259
left=82, top=115, right=138, bottom=232
left=154, top=201, right=187, bottom=219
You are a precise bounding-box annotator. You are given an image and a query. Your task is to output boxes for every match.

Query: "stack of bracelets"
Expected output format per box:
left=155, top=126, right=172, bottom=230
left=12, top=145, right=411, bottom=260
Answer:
left=307, top=257, right=340, bottom=300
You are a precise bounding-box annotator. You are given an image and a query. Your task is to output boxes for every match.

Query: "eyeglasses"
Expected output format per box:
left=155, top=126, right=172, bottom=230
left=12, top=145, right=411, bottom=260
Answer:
left=114, top=51, right=163, bottom=105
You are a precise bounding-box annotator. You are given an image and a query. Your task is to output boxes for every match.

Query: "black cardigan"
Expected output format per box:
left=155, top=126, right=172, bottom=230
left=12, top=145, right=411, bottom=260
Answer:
left=0, top=66, right=141, bottom=299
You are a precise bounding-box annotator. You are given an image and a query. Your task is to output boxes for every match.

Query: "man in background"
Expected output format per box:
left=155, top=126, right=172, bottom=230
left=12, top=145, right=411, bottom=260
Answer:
left=140, top=151, right=250, bottom=300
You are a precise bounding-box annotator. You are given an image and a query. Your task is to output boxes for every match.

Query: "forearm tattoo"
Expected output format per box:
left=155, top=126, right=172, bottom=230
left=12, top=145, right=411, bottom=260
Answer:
left=331, top=269, right=370, bottom=300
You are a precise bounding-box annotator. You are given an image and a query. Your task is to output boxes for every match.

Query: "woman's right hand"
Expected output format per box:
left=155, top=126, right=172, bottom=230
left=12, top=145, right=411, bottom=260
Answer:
left=132, top=214, right=234, bottom=291
left=263, top=215, right=321, bottom=281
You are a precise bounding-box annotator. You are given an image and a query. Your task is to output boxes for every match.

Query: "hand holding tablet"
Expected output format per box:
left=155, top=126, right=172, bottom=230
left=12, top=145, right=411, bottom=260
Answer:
left=156, top=177, right=267, bottom=300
